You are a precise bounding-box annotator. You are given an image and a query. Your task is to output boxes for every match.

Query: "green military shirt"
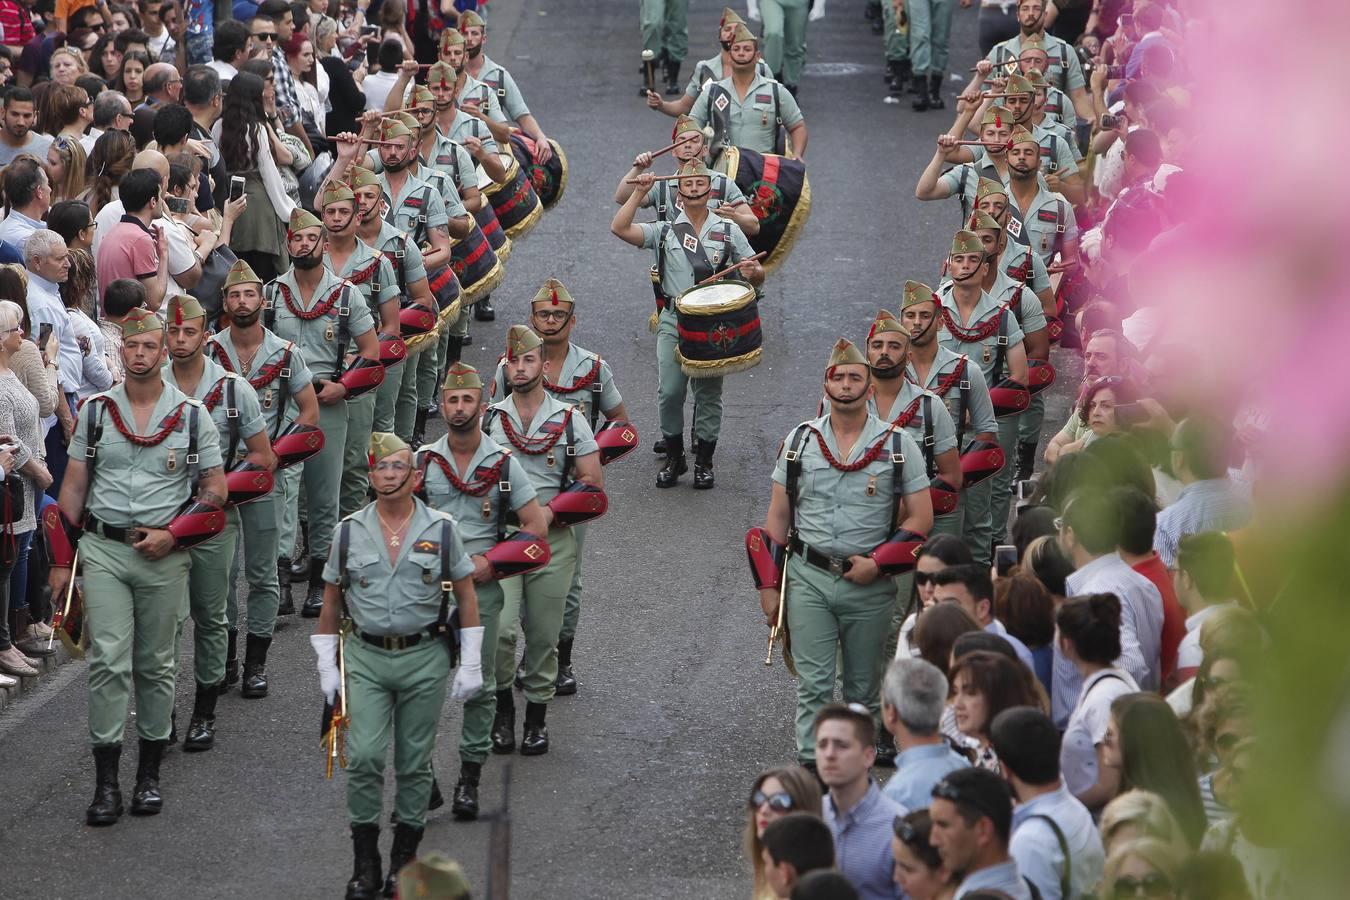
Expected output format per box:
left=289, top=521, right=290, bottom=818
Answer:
left=1006, top=180, right=1079, bottom=263
left=937, top=284, right=1026, bottom=384
left=378, top=170, right=457, bottom=246
left=936, top=156, right=1006, bottom=221
left=474, top=56, right=530, bottom=122
left=641, top=174, right=748, bottom=224
left=771, top=413, right=928, bottom=559
left=324, top=237, right=399, bottom=321
left=998, top=239, right=1051, bottom=296
left=368, top=221, right=429, bottom=294
left=638, top=208, right=756, bottom=300
left=71, top=381, right=224, bottom=528
left=161, top=355, right=266, bottom=468
left=323, top=498, right=474, bottom=636
left=869, top=380, right=958, bottom=458
left=1037, top=118, right=1082, bottom=161
left=426, top=129, right=480, bottom=198
left=1042, top=85, right=1072, bottom=126
left=484, top=392, right=599, bottom=506
left=907, top=346, right=1000, bottom=439
left=985, top=266, right=1048, bottom=338
left=264, top=267, right=376, bottom=382
left=986, top=33, right=1086, bottom=93
left=439, top=110, right=499, bottom=158
left=209, top=327, right=315, bottom=438
left=416, top=166, right=471, bottom=224
left=417, top=432, right=538, bottom=555
left=689, top=72, right=804, bottom=155
left=971, top=126, right=1076, bottom=178
left=490, top=341, right=624, bottom=426
left=459, top=74, right=508, bottom=124
left=683, top=54, right=772, bottom=99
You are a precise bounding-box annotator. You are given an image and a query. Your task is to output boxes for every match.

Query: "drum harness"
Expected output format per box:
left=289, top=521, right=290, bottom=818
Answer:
left=210, top=339, right=298, bottom=441
left=706, top=80, right=788, bottom=158
left=482, top=405, right=578, bottom=493
left=265, top=279, right=357, bottom=393
left=780, top=422, right=910, bottom=576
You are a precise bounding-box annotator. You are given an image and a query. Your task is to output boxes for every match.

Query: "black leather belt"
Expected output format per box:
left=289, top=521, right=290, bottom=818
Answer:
left=87, top=516, right=140, bottom=544
left=356, top=629, right=434, bottom=651
left=789, top=538, right=855, bottom=576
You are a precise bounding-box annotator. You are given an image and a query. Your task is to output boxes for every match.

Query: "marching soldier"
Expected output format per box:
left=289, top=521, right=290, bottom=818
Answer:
left=900, top=281, right=1001, bottom=558
left=907, top=0, right=955, bottom=112
left=864, top=308, right=963, bottom=540
left=647, top=8, right=773, bottom=118
left=163, top=294, right=273, bottom=751
left=755, top=0, right=814, bottom=96
left=209, top=260, right=321, bottom=687
left=688, top=24, right=808, bottom=161
left=418, top=361, right=549, bottom=820
left=983, top=0, right=1095, bottom=124
left=484, top=326, right=603, bottom=756
left=49, top=308, right=226, bottom=825
left=756, top=339, right=932, bottom=769
left=319, top=182, right=400, bottom=518
left=615, top=114, right=761, bottom=238
left=611, top=160, right=765, bottom=489
left=490, top=279, right=628, bottom=696
left=347, top=167, right=442, bottom=443
left=264, top=208, right=380, bottom=618
left=938, top=231, right=1029, bottom=561
left=640, top=0, right=689, bottom=96
left=313, top=433, right=483, bottom=899
left=914, top=106, right=1013, bottom=222
left=459, top=11, right=556, bottom=165
left=1004, top=125, right=1081, bottom=266
left=959, top=75, right=1083, bottom=204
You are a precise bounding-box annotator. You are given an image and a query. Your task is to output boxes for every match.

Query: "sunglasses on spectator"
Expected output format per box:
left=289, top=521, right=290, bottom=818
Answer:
left=914, top=571, right=937, bottom=586
left=748, top=790, right=794, bottom=813
left=1111, top=873, right=1171, bottom=898
left=892, top=815, right=921, bottom=844
left=255, top=32, right=278, bottom=42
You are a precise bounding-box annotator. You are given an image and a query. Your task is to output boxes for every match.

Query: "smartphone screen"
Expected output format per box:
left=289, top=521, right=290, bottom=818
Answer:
left=994, top=545, right=1018, bottom=578
left=366, top=38, right=380, bottom=69
left=229, top=176, right=245, bottom=202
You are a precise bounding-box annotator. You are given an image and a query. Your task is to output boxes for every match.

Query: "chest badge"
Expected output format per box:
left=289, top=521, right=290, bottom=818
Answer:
left=1007, top=217, right=1023, bottom=239
left=713, top=93, right=729, bottom=112
left=166, top=449, right=177, bottom=471
left=682, top=234, right=699, bottom=252
left=481, top=499, right=492, bottom=520
left=983, top=346, right=993, bottom=364
left=865, top=475, right=877, bottom=497
left=325, top=323, right=335, bottom=342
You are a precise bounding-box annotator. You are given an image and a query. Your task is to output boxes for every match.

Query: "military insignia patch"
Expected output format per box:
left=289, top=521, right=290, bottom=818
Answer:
left=412, top=540, right=439, bottom=553
left=682, top=234, right=699, bottom=252
left=713, top=94, right=730, bottom=112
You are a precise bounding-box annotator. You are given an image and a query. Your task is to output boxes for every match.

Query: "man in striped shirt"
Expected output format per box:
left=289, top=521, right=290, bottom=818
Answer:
left=1053, top=490, right=1163, bottom=725
left=1154, top=417, right=1252, bottom=569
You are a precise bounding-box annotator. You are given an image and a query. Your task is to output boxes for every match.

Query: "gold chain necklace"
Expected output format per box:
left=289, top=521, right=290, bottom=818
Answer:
left=375, top=505, right=416, bottom=548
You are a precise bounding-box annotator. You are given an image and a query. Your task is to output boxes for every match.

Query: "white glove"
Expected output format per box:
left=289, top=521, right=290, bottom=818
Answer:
left=809, top=0, right=827, bottom=22
left=450, top=625, right=485, bottom=701
left=748, top=0, right=761, bottom=21
left=311, top=633, right=340, bottom=703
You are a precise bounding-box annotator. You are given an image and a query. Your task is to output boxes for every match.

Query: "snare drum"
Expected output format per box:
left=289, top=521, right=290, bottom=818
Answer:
left=510, top=132, right=568, bottom=208
left=470, top=186, right=512, bottom=264
left=673, top=281, right=763, bottom=379
left=449, top=220, right=505, bottom=304
left=485, top=152, right=543, bottom=240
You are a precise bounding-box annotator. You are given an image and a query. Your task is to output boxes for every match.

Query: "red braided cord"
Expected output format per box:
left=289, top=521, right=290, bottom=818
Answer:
left=342, top=257, right=383, bottom=286
left=89, top=397, right=189, bottom=447
left=277, top=282, right=347, bottom=322
left=497, top=407, right=572, bottom=456
left=807, top=427, right=893, bottom=473
left=421, top=450, right=509, bottom=497
left=925, top=357, right=969, bottom=400
left=544, top=357, right=602, bottom=395
left=201, top=376, right=228, bottom=412
left=940, top=305, right=1007, bottom=344
left=213, top=344, right=294, bottom=391
left=888, top=395, right=923, bottom=429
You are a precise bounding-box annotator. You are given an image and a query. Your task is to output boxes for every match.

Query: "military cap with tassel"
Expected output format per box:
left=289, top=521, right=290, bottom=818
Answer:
left=223, top=258, right=262, bottom=291
left=950, top=230, right=984, bottom=256
left=531, top=277, right=574, bottom=309
left=826, top=338, right=867, bottom=373
left=902, top=280, right=940, bottom=311
left=428, top=60, right=458, bottom=89
left=288, top=207, right=322, bottom=237
left=968, top=210, right=1002, bottom=232
left=867, top=308, right=906, bottom=340
left=368, top=432, right=411, bottom=466
left=458, top=10, right=485, bottom=29
left=730, top=22, right=758, bottom=44
left=441, top=360, right=483, bottom=393
left=976, top=177, right=1007, bottom=202
left=721, top=7, right=745, bottom=27
left=165, top=293, right=206, bottom=326
left=120, top=306, right=164, bottom=337
left=320, top=182, right=355, bottom=210
left=505, top=324, right=543, bottom=360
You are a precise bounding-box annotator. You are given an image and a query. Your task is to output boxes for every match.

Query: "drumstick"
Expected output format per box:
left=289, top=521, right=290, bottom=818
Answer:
left=624, top=174, right=686, bottom=184
left=642, top=49, right=656, bottom=95
left=953, top=140, right=1012, bottom=148
left=328, top=136, right=404, bottom=147
left=696, top=252, right=767, bottom=286
left=649, top=133, right=702, bottom=159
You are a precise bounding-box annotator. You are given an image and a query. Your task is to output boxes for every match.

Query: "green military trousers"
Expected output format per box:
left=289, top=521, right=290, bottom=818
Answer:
left=640, top=0, right=689, bottom=64
left=759, top=0, right=811, bottom=85
left=179, top=510, right=239, bottom=687
left=988, top=413, right=1021, bottom=551
left=375, top=355, right=413, bottom=437
left=390, top=344, right=427, bottom=441
left=457, top=579, right=504, bottom=764
left=883, top=0, right=910, bottom=64
left=1017, top=390, right=1047, bottom=456
left=907, top=0, right=955, bottom=76
left=342, top=391, right=378, bottom=518
left=559, top=522, right=588, bottom=643
left=83, top=534, right=192, bottom=746
left=655, top=310, right=723, bottom=443
left=228, top=493, right=280, bottom=637
left=280, top=400, right=348, bottom=561
left=784, top=554, right=898, bottom=764
left=345, top=636, right=450, bottom=829
left=494, top=526, right=577, bottom=705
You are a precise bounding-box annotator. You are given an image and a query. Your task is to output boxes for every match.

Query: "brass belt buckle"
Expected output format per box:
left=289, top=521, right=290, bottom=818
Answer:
left=385, top=634, right=407, bottom=651
left=829, top=557, right=845, bottom=576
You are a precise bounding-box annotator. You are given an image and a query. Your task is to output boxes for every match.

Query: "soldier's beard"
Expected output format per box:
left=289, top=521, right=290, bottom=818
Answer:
left=291, top=251, right=323, bottom=270
left=229, top=306, right=261, bottom=327
left=384, top=154, right=413, bottom=173
left=511, top=372, right=543, bottom=394
left=467, top=44, right=482, bottom=59
left=870, top=360, right=905, bottom=380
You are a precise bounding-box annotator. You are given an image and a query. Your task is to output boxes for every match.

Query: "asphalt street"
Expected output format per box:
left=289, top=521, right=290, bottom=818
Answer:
left=0, top=3, right=1082, bottom=898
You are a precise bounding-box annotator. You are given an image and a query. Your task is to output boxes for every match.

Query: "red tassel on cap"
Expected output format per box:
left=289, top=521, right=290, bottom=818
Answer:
left=550, top=285, right=558, bottom=306
left=995, top=113, right=1002, bottom=128
left=174, top=301, right=183, bottom=326
left=368, top=453, right=376, bottom=468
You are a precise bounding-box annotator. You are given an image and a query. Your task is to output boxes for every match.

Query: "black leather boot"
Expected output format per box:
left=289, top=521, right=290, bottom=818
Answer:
left=302, top=557, right=325, bottom=618
left=276, top=556, right=294, bottom=615
left=428, top=771, right=444, bottom=810
left=130, top=738, right=166, bottom=815
left=912, top=70, right=932, bottom=111
left=655, top=434, right=686, bottom=488
left=168, top=710, right=177, bottom=746
left=555, top=638, right=577, bottom=696
left=692, top=439, right=716, bottom=490
left=444, top=336, right=464, bottom=372
left=474, top=296, right=495, bottom=321
left=183, top=683, right=219, bottom=752
left=888, top=59, right=911, bottom=96
left=652, top=435, right=666, bottom=454
left=451, top=761, right=482, bottom=821
left=929, top=72, right=946, bottom=110
left=663, top=58, right=681, bottom=96
left=490, top=689, right=515, bottom=754
left=345, top=823, right=382, bottom=900
left=1014, top=440, right=1039, bottom=486
left=520, top=702, right=549, bottom=755
left=875, top=730, right=898, bottom=768
left=86, top=744, right=123, bottom=826
left=413, top=409, right=429, bottom=448
left=383, top=822, right=423, bottom=897
left=241, top=633, right=272, bottom=698
left=221, top=628, right=239, bottom=693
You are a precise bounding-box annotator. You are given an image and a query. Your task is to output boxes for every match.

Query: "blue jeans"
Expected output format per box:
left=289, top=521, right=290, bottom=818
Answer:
left=7, top=529, right=33, bottom=612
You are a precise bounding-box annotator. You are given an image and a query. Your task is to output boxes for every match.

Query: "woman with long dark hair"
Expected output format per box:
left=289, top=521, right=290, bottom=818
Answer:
left=215, top=71, right=297, bottom=282
left=895, top=534, right=974, bottom=659
left=114, top=49, right=151, bottom=106
left=79, top=128, right=136, bottom=217
left=1113, top=693, right=1208, bottom=848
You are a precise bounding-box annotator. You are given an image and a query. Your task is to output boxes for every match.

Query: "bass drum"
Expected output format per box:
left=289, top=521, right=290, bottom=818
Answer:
left=718, top=146, right=811, bottom=273
left=450, top=219, right=505, bottom=305
left=470, top=176, right=513, bottom=264
left=482, top=152, right=543, bottom=240
left=509, top=132, right=568, bottom=208
left=673, top=281, right=762, bottom=379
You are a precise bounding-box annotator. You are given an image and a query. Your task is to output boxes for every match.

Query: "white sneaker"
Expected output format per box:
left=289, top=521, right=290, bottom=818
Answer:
left=0, top=671, right=16, bottom=688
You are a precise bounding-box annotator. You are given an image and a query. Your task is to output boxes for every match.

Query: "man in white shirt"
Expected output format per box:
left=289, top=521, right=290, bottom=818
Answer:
left=363, top=40, right=404, bottom=112
left=208, top=19, right=250, bottom=85
left=930, top=564, right=1037, bottom=673
left=1172, top=531, right=1237, bottom=680
left=1053, top=490, right=1163, bottom=724
left=991, top=708, right=1105, bottom=900
left=0, top=154, right=49, bottom=253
